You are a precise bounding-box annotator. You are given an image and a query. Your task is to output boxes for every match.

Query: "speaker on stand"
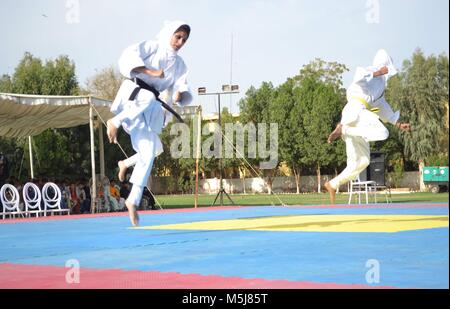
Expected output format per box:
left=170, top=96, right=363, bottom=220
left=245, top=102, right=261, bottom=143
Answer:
left=368, top=152, right=385, bottom=186
left=358, top=152, right=385, bottom=184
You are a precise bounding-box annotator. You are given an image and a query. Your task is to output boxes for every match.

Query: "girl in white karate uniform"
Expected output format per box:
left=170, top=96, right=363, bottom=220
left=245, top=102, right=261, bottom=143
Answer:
left=325, top=49, right=410, bottom=204
left=107, top=20, right=193, bottom=225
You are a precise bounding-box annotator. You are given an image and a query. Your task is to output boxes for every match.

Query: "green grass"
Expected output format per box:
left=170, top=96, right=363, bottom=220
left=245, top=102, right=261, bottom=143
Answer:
left=152, top=192, right=449, bottom=209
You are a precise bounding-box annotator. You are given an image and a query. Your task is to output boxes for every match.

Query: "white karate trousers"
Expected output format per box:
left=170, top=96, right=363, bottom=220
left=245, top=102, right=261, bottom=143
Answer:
left=111, top=89, right=162, bottom=207
left=329, top=109, right=389, bottom=190
left=121, top=129, right=157, bottom=206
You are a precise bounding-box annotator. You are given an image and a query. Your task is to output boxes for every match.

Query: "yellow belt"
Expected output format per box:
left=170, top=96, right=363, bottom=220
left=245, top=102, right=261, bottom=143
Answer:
left=352, top=96, right=380, bottom=113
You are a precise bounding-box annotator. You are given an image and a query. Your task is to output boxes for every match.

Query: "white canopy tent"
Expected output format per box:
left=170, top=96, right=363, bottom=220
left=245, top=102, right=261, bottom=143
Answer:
left=0, top=92, right=115, bottom=212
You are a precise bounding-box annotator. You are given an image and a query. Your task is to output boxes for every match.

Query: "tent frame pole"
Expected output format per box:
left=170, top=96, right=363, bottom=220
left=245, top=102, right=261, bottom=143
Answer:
left=28, top=136, right=34, bottom=179
left=89, top=99, right=97, bottom=213
left=194, top=106, right=202, bottom=208
left=98, top=121, right=105, bottom=179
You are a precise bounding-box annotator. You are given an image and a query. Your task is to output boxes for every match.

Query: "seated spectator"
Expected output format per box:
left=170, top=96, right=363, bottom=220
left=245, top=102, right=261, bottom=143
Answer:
left=106, top=179, right=121, bottom=212
left=78, top=180, right=91, bottom=214
left=69, top=182, right=80, bottom=214
left=37, top=177, right=47, bottom=210
left=82, top=179, right=91, bottom=206
left=110, top=180, right=120, bottom=201
left=58, top=179, right=70, bottom=210
left=15, top=179, right=24, bottom=211
left=119, top=181, right=130, bottom=211
left=141, top=187, right=156, bottom=210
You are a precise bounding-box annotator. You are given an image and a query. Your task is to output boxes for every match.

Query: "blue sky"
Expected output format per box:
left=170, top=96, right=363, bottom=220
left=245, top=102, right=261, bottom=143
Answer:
left=0, top=0, right=448, bottom=115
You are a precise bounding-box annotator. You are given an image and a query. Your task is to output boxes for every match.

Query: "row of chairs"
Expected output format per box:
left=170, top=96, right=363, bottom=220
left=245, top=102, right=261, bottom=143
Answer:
left=0, top=182, right=70, bottom=220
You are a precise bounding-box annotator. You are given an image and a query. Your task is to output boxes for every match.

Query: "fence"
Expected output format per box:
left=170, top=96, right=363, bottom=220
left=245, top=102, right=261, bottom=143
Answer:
left=150, top=171, right=421, bottom=194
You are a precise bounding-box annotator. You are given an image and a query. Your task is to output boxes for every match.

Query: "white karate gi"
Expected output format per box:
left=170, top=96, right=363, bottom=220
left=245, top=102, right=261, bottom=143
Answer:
left=110, top=20, right=193, bottom=205
left=329, top=49, right=400, bottom=190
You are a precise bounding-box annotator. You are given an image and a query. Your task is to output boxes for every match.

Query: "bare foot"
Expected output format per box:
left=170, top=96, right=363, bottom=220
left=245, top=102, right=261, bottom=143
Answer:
left=327, top=124, right=342, bottom=144
left=125, top=200, right=139, bottom=226
left=324, top=181, right=336, bottom=205
left=118, top=161, right=127, bottom=182
left=107, top=119, right=118, bottom=144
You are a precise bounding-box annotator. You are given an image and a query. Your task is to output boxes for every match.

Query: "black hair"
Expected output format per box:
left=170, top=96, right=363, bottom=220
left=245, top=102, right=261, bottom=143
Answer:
left=175, top=24, right=190, bottom=38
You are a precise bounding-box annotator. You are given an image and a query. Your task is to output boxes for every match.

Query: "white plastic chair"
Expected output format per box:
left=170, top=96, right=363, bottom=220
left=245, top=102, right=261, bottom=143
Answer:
left=1, top=184, right=23, bottom=219
left=348, top=176, right=378, bottom=205
left=22, top=182, right=43, bottom=218
left=42, top=182, right=70, bottom=216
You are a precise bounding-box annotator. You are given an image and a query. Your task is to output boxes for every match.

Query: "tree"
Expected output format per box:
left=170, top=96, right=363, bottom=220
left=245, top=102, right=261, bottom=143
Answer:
left=271, top=78, right=306, bottom=193
left=0, top=76, right=21, bottom=177
left=220, top=107, right=242, bottom=180
left=0, top=52, right=82, bottom=181
left=239, top=82, right=275, bottom=124
left=41, top=56, right=79, bottom=95
left=84, top=66, right=124, bottom=100
left=293, top=58, right=348, bottom=92
left=0, top=137, right=25, bottom=180
left=11, top=52, right=44, bottom=95
left=290, top=59, right=348, bottom=192
left=152, top=119, right=185, bottom=192
left=386, top=49, right=449, bottom=190
left=0, top=74, right=13, bottom=93
left=239, top=82, right=280, bottom=194
left=238, top=60, right=348, bottom=194
left=293, top=77, right=346, bottom=192
left=31, top=128, right=71, bottom=178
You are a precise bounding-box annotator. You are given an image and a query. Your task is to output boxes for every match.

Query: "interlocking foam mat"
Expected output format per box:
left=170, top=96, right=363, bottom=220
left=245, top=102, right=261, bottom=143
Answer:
left=0, top=203, right=448, bottom=289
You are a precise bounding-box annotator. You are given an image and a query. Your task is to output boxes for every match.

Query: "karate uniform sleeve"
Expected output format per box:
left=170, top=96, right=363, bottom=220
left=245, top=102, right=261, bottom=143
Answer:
left=374, top=97, right=400, bottom=125
left=353, top=67, right=374, bottom=87
left=118, top=40, right=157, bottom=79
left=172, top=58, right=193, bottom=106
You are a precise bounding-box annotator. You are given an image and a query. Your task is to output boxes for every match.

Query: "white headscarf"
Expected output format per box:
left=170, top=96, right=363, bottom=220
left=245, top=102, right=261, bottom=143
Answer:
left=372, top=49, right=398, bottom=79
left=155, top=20, right=190, bottom=71
left=156, top=20, right=190, bottom=52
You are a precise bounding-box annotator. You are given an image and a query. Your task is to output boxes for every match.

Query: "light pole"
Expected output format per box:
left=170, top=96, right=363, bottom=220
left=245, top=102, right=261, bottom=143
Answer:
left=198, top=85, right=239, bottom=206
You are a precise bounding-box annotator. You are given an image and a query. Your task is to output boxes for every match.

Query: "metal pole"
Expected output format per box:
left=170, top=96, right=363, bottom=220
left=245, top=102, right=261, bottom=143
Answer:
left=229, top=33, right=233, bottom=113
left=89, top=102, right=97, bottom=213
left=98, top=120, right=105, bottom=179
left=218, top=93, right=223, bottom=206
left=194, top=106, right=202, bottom=208
left=198, top=88, right=238, bottom=207
left=28, top=136, right=34, bottom=179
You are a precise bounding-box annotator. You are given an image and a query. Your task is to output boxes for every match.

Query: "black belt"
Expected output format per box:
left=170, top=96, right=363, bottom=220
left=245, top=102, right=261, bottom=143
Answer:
left=128, top=78, right=184, bottom=123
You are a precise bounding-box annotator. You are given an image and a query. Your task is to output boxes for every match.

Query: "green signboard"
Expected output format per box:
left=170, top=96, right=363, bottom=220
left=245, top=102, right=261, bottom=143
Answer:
left=423, top=167, right=449, bottom=182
